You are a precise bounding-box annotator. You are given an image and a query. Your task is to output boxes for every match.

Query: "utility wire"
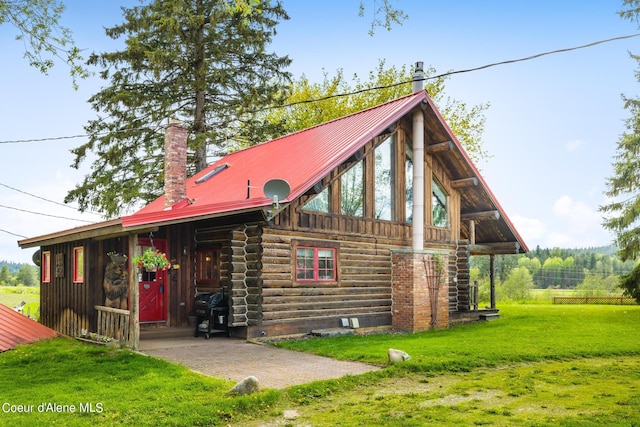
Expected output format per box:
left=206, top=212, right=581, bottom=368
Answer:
left=0, top=204, right=96, bottom=223
left=0, top=228, right=27, bottom=239
left=0, top=182, right=103, bottom=217
left=0, top=33, right=638, bottom=145
left=0, top=133, right=89, bottom=144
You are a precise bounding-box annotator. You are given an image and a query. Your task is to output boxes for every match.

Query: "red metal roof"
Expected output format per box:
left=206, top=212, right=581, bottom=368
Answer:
left=118, top=90, right=526, bottom=252
left=122, top=91, right=427, bottom=228
left=0, top=303, right=58, bottom=352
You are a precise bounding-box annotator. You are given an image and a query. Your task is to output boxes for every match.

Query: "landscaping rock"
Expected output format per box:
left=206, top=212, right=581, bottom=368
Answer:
left=387, top=348, right=412, bottom=363
left=228, top=375, right=260, bottom=396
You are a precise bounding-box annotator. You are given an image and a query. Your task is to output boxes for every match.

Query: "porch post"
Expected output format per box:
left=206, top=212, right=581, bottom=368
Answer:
left=489, top=254, right=496, bottom=309
left=128, top=233, right=140, bottom=350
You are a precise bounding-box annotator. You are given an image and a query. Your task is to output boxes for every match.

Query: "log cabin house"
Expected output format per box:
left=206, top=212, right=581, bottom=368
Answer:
left=18, top=64, right=527, bottom=348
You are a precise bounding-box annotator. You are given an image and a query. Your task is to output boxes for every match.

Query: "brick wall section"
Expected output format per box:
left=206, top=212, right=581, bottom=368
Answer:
left=391, top=250, right=449, bottom=332
left=164, top=120, right=188, bottom=209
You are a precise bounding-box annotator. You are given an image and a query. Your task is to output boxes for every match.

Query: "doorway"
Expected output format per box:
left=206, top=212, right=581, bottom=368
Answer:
left=137, top=237, right=168, bottom=323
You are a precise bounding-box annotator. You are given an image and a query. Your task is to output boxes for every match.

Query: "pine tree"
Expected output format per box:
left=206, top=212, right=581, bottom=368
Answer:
left=65, top=0, right=291, bottom=216
left=600, top=0, right=640, bottom=300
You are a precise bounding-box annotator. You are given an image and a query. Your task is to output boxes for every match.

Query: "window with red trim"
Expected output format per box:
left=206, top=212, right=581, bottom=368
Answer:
left=295, top=247, right=336, bottom=281
left=42, top=251, right=51, bottom=283
left=73, top=247, right=84, bottom=283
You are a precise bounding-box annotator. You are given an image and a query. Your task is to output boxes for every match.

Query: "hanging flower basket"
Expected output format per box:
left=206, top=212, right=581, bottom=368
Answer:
left=133, top=248, right=170, bottom=271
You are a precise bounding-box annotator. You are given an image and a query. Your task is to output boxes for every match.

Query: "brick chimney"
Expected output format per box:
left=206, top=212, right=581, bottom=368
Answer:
left=164, top=119, right=188, bottom=209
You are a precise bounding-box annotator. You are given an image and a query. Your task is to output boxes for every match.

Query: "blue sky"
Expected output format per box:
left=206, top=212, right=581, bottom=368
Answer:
left=0, top=1, right=638, bottom=263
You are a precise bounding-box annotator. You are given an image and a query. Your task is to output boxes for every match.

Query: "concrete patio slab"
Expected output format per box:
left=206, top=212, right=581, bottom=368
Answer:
left=139, top=336, right=381, bottom=389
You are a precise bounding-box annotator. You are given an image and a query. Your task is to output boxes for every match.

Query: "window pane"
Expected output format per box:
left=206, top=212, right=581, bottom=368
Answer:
left=317, top=249, right=335, bottom=280
left=432, top=178, right=448, bottom=227
left=341, top=161, right=363, bottom=216
left=42, top=252, right=51, bottom=283
left=375, top=136, right=395, bottom=220
left=296, top=248, right=315, bottom=280
left=197, top=249, right=219, bottom=283
left=74, top=247, right=84, bottom=283
left=405, top=144, right=413, bottom=223
left=303, top=187, right=329, bottom=212
left=318, top=249, right=333, bottom=258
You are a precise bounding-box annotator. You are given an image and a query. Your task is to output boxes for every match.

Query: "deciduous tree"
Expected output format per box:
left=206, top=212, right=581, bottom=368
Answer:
left=1, top=0, right=87, bottom=86
left=261, top=60, right=491, bottom=164
left=501, top=266, right=534, bottom=301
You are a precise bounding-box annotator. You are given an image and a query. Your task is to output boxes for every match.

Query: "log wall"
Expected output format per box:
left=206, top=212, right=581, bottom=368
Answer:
left=448, top=241, right=471, bottom=312
left=254, top=228, right=400, bottom=337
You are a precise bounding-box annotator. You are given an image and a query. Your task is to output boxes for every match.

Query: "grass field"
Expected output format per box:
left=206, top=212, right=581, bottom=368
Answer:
left=2, top=304, right=640, bottom=426
left=0, top=285, right=40, bottom=319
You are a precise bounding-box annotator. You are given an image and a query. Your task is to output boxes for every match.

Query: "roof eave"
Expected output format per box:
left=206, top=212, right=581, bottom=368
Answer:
left=17, top=218, right=125, bottom=249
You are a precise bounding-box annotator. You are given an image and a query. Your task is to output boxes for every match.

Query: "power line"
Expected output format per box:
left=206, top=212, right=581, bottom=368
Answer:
left=250, top=33, right=640, bottom=112
left=0, top=228, right=27, bottom=239
left=0, top=182, right=103, bottom=216
left=0, top=204, right=96, bottom=223
left=0, top=133, right=89, bottom=144
left=1, top=32, right=638, bottom=145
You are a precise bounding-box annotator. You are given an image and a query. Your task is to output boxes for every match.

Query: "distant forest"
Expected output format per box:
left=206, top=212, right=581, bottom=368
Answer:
left=0, top=261, right=29, bottom=274
left=470, top=245, right=636, bottom=301
left=0, top=261, right=39, bottom=287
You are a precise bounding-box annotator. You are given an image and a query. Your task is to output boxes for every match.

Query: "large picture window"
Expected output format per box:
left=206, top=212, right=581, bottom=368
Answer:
left=432, top=178, right=449, bottom=227
left=303, top=187, right=329, bottom=212
left=405, top=143, right=413, bottom=223
left=296, top=247, right=337, bottom=282
left=375, top=136, right=395, bottom=220
left=341, top=160, right=363, bottom=216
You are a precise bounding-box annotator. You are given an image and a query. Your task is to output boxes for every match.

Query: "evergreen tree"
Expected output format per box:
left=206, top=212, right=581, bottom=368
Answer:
left=600, top=0, right=640, bottom=301
left=65, top=0, right=292, bottom=216
left=0, top=265, right=12, bottom=286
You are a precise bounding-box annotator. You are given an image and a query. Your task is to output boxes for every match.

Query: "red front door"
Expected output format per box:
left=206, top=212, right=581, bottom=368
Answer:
left=137, top=238, right=167, bottom=323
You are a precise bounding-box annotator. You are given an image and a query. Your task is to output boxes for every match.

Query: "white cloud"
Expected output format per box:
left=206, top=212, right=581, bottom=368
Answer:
left=552, top=195, right=602, bottom=235
left=509, top=196, right=613, bottom=250
left=510, top=215, right=547, bottom=242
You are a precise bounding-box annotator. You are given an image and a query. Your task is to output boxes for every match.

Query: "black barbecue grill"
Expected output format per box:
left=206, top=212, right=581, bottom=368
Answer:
left=194, top=291, right=229, bottom=339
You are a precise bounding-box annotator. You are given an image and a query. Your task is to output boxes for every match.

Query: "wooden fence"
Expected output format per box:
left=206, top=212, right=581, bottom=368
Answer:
left=552, top=297, right=637, bottom=305
left=95, top=305, right=130, bottom=344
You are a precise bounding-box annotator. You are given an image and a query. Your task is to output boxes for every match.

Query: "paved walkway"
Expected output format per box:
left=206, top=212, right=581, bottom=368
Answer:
left=139, top=336, right=381, bottom=389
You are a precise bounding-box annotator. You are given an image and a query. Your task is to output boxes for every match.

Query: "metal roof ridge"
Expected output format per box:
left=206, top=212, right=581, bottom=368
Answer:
left=193, top=91, right=427, bottom=174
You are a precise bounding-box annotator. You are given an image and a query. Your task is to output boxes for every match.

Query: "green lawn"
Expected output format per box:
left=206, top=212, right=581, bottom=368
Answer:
left=2, top=304, right=640, bottom=426
left=0, top=285, right=40, bottom=319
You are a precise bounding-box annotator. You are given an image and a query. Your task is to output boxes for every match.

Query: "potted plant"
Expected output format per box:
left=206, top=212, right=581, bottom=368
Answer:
left=133, top=248, right=170, bottom=271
